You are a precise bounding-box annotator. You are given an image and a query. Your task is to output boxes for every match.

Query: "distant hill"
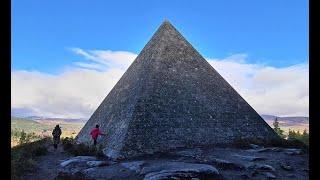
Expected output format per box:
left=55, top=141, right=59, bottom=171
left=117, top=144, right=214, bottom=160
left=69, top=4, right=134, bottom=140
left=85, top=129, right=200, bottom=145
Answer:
left=11, top=116, right=85, bottom=137
left=261, top=114, right=309, bottom=125
left=11, top=114, right=308, bottom=134
left=11, top=117, right=52, bottom=134
left=26, top=116, right=86, bottom=123
left=260, top=114, right=277, bottom=120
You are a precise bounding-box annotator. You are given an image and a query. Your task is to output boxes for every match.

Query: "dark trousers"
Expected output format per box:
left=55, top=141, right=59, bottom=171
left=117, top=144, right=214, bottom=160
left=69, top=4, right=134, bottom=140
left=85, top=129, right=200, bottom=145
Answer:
left=93, top=138, right=97, bottom=145
left=53, top=136, right=60, bottom=149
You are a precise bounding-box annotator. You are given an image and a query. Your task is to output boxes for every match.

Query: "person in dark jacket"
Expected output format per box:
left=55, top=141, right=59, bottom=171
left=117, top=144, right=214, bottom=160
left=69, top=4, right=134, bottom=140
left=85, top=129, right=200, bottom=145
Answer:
left=52, top=125, right=62, bottom=149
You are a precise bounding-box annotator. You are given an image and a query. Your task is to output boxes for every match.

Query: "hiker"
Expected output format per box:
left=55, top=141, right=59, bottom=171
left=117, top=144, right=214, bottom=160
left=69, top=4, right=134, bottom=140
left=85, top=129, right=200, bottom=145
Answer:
left=90, top=124, right=106, bottom=145
left=52, top=125, right=62, bottom=150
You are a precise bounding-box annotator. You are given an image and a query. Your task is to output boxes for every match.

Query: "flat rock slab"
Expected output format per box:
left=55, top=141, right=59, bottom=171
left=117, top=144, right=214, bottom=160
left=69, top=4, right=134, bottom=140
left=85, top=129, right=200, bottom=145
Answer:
left=58, top=158, right=220, bottom=179
left=54, top=147, right=308, bottom=180
left=58, top=161, right=142, bottom=179
left=246, top=147, right=304, bottom=155
left=82, top=165, right=141, bottom=180
left=204, top=157, right=245, bottom=170
left=120, top=161, right=145, bottom=173
left=245, top=147, right=282, bottom=153
left=141, top=161, right=219, bottom=180
left=247, top=163, right=276, bottom=172
left=86, top=160, right=109, bottom=167
left=280, top=162, right=293, bottom=171
left=245, top=163, right=277, bottom=179
left=173, top=148, right=203, bottom=158
left=144, top=170, right=213, bottom=180
left=249, top=144, right=261, bottom=149
left=284, top=148, right=303, bottom=155
left=232, top=154, right=266, bottom=161
left=259, top=147, right=282, bottom=152
left=264, top=172, right=276, bottom=179
left=60, top=156, right=98, bottom=167
left=56, top=171, right=87, bottom=180
left=58, top=156, right=113, bottom=177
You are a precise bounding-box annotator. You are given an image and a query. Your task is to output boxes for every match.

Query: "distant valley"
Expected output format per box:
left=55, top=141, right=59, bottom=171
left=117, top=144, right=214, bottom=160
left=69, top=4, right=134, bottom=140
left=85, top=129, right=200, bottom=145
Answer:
left=11, top=116, right=85, bottom=137
left=11, top=114, right=308, bottom=135
left=261, top=114, right=309, bottom=133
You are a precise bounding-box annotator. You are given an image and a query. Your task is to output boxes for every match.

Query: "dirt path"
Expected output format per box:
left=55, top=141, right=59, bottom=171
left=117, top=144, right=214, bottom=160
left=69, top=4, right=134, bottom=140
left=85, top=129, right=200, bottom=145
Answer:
left=24, top=145, right=71, bottom=180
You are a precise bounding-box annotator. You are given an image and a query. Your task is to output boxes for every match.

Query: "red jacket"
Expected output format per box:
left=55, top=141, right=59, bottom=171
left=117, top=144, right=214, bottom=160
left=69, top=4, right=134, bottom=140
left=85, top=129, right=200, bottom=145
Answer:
left=90, top=128, right=103, bottom=139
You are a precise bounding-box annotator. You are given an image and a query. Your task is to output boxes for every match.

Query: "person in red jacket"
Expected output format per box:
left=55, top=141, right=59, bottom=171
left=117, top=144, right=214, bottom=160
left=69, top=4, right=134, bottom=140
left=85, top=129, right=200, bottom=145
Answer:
left=90, top=124, right=106, bottom=145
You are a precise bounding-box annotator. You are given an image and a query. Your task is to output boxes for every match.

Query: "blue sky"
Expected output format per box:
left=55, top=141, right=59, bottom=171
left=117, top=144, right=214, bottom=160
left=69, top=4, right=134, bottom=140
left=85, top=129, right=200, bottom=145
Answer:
left=12, top=0, right=309, bottom=118
left=12, top=0, right=308, bottom=73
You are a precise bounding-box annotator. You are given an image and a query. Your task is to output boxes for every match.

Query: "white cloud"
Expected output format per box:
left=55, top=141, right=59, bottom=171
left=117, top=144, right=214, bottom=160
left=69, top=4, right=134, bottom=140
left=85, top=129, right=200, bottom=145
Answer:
left=70, top=48, right=137, bottom=71
left=11, top=49, right=309, bottom=119
left=208, top=56, right=308, bottom=117
left=11, top=68, right=126, bottom=118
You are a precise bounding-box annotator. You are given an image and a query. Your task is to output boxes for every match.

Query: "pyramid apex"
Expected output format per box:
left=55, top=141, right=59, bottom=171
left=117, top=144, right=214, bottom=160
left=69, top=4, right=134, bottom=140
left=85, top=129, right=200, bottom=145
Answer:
left=147, top=20, right=182, bottom=44
left=160, top=20, right=174, bottom=27
left=162, top=19, right=171, bottom=23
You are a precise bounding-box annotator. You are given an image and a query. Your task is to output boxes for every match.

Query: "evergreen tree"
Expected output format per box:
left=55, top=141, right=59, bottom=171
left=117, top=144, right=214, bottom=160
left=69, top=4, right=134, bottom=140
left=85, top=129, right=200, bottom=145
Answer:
left=288, top=129, right=297, bottom=140
left=273, top=117, right=285, bottom=138
left=301, top=129, right=309, bottom=145
left=288, top=128, right=309, bottom=146
left=19, top=130, right=27, bottom=144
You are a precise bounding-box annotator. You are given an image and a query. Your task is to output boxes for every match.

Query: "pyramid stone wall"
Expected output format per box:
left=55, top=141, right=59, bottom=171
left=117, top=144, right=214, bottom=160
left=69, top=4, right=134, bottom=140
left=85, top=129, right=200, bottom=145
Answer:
left=75, top=46, right=149, bottom=156
left=76, top=21, right=280, bottom=159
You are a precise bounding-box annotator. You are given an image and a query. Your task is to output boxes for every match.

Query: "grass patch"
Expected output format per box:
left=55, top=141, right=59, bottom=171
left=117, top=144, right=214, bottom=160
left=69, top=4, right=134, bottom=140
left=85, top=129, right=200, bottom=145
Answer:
left=11, top=137, right=50, bottom=180
left=231, top=137, right=308, bottom=150
left=61, top=137, right=104, bottom=157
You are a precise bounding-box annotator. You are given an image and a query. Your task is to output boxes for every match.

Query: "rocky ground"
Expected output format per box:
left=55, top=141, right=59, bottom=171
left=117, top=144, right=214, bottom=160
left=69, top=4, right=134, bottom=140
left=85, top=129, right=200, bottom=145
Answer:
left=25, top=144, right=308, bottom=180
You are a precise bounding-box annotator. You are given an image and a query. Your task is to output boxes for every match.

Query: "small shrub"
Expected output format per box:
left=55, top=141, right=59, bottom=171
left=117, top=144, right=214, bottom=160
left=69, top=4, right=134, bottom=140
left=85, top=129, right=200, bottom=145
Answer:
left=32, top=145, right=48, bottom=156
left=231, top=136, right=308, bottom=150
left=232, top=138, right=251, bottom=149
left=11, top=137, right=50, bottom=179
left=96, top=144, right=105, bottom=157
left=262, top=138, right=307, bottom=149
left=283, top=139, right=308, bottom=149
left=61, top=137, right=104, bottom=157
left=56, top=171, right=86, bottom=180
left=18, top=130, right=27, bottom=144
left=72, top=143, right=99, bottom=156
left=264, top=138, right=286, bottom=147
left=287, top=129, right=309, bottom=146
left=12, top=157, right=35, bottom=180
left=61, top=137, right=75, bottom=152
left=12, top=129, right=42, bottom=147
left=231, top=137, right=267, bottom=149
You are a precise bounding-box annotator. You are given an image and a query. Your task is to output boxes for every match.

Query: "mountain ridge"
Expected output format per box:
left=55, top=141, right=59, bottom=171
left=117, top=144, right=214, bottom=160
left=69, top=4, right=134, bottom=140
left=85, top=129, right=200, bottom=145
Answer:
left=11, top=114, right=309, bottom=123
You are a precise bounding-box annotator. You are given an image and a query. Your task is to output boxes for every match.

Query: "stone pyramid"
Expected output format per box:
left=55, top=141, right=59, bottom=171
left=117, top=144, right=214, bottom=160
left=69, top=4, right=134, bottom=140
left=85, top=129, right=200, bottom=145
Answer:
left=76, top=21, right=279, bottom=159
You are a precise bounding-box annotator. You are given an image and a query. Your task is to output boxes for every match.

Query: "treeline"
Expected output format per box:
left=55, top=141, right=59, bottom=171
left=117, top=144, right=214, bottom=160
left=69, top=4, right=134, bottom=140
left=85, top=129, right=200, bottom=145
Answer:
left=273, top=118, right=309, bottom=146
left=11, top=129, right=44, bottom=145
